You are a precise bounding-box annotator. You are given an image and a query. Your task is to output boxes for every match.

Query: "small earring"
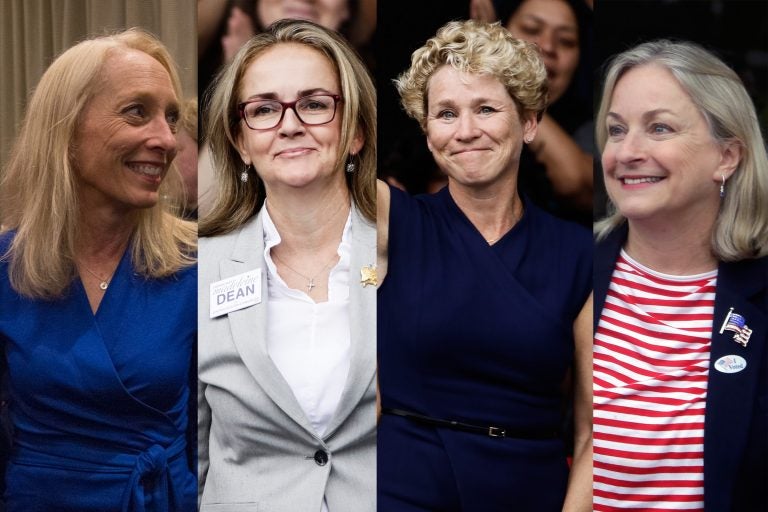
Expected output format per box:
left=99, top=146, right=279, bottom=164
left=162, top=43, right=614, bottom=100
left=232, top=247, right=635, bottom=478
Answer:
left=241, top=164, right=250, bottom=183
left=345, top=154, right=356, bottom=173
left=720, top=174, right=726, bottom=198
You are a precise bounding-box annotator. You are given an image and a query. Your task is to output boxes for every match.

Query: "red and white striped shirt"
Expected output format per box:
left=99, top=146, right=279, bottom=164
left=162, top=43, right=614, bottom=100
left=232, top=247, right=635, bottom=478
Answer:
left=594, top=251, right=717, bottom=511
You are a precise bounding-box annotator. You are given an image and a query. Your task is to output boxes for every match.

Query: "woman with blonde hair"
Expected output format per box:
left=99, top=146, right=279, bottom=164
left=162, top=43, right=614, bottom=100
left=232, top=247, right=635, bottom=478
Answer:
left=0, top=29, right=196, bottom=510
left=593, top=40, right=768, bottom=511
left=197, top=19, right=376, bottom=511
left=377, top=20, right=592, bottom=511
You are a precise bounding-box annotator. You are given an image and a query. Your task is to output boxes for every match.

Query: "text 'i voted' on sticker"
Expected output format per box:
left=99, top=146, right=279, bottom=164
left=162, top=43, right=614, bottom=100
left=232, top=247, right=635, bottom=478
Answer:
left=714, top=355, right=747, bottom=374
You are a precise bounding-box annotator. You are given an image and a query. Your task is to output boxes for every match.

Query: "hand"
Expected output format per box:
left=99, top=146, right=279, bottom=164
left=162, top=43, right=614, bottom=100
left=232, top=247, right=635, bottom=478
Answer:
left=469, top=0, right=498, bottom=22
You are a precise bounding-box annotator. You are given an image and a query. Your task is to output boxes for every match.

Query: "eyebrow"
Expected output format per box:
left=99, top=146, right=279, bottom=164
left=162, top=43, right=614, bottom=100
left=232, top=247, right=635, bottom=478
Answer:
left=519, top=13, right=578, bottom=35
left=429, top=97, right=504, bottom=110
left=606, top=108, right=675, bottom=123
left=242, top=88, right=334, bottom=102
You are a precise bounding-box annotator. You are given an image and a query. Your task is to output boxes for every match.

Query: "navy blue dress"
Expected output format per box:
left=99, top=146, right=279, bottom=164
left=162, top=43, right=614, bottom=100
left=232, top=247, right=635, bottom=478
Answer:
left=0, top=233, right=197, bottom=512
left=378, top=186, right=592, bottom=511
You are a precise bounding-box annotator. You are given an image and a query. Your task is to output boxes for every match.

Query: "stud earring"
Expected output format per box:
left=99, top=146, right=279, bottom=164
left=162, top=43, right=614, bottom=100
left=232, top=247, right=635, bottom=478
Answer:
left=720, top=174, right=726, bottom=198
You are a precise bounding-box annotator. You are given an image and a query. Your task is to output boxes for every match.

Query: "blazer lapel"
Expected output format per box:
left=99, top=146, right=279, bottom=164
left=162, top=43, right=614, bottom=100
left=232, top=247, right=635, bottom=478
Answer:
left=594, top=223, right=626, bottom=332
left=704, top=258, right=768, bottom=511
left=324, top=207, right=377, bottom=437
left=221, top=213, right=319, bottom=437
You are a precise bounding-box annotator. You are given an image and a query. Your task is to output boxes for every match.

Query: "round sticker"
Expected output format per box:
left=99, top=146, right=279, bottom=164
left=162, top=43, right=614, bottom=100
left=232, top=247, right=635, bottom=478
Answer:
left=714, top=355, right=747, bottom=374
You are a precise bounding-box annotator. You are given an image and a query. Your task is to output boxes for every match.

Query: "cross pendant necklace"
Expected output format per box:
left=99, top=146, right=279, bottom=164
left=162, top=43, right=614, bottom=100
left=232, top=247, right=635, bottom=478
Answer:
left=272, top=251, right=337, bottom=294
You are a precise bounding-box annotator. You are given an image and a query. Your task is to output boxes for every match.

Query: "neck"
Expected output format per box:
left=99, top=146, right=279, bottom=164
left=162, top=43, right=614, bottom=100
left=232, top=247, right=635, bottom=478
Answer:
left=626, top=214, right=719, bottom=275
left=76, top=205, right=136, bottom=263
left=448, top=174, right=522, bottom=242
left=266, top=184, right=351, bottom=252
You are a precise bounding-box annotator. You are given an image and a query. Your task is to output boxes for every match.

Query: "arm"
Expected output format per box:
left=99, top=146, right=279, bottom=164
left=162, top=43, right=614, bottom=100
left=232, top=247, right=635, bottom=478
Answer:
left=377, top=179, right=390, bottom=287
left=528, top=114, right=593, bottom=211
left=562, top=293, right=593, bottom=512
left=197, top=379, right=211, bottom=508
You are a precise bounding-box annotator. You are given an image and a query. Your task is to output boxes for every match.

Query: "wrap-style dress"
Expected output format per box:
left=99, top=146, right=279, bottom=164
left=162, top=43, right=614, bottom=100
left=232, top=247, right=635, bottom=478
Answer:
left=0, top=233, right=197, bottom=512
left=378, top=186, right=591, bottom=511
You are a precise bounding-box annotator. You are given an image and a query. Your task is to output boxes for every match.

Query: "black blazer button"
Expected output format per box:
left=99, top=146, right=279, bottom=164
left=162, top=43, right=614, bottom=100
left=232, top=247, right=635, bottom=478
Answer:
left=313, top=450, right=328, bottom=466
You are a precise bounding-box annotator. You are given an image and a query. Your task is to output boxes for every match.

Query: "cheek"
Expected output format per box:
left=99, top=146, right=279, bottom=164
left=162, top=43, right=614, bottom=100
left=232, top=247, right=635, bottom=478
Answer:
left=601, top=146, right=616, bottom=174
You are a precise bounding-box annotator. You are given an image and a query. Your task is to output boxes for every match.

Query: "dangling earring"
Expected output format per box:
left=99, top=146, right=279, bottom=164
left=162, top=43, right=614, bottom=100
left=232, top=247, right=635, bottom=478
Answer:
left=719, top=174, right=726, bottom=198
left=345, top=154, right=356, bottom=173
left=241, top=164, right=251, bottom=183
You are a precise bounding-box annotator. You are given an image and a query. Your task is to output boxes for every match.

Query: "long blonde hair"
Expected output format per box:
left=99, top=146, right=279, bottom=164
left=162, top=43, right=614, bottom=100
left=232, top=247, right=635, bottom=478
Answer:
left=199, top=19, right=377, bottom=237
left=0, top=28, right=196, bottom=299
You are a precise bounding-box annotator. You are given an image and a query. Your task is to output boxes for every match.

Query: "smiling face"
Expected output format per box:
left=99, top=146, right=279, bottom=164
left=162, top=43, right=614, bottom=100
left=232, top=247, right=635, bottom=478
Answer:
left=506, top=0, right=579, bottom=104
left=425, top=66, right=537, bottom=190
left=236, top=43, right=359, bottom=194
left=72, top=49, right=179, bottom=212
left=257, top=0, right=349, bottom=31
left=602, top=64, right=740, bottom=228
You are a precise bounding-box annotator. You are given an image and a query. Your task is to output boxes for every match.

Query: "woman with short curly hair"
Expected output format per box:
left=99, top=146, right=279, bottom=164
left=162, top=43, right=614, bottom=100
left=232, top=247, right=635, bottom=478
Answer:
left=377, top=19, right=592, bottom=511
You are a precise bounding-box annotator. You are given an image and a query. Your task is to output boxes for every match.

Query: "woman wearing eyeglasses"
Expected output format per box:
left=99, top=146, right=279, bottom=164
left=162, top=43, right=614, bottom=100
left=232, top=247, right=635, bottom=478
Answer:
left=197, top=20, right=377, bottom=512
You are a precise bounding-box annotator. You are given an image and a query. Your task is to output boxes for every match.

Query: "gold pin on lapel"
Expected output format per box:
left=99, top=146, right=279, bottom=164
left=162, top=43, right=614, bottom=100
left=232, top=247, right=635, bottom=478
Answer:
left=360, top=264, right=377, bottom=287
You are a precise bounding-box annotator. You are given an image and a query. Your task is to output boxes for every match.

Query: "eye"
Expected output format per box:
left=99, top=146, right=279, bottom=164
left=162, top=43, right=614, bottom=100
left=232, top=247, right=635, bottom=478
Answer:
left=650, top=123, right=673, bottom=135
left=558, top=37, right=578, bottom=49
left=166, top=110, right=180, bottom=133
left=123, top=104, right=146, bottom=118
left=436, top=110, right=457, bottom=120
left=247, top=102, right=280, bottom=118
left=478, top=105, right=497, bottom=115
left=607, top=124, right=625, bottom=137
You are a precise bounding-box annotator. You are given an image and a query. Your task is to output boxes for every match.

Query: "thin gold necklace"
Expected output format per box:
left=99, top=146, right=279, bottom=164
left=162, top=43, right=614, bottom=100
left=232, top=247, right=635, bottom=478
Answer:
left=272, top=251, right=338, bottom=293
left=80, top=265, right=114, bottom=290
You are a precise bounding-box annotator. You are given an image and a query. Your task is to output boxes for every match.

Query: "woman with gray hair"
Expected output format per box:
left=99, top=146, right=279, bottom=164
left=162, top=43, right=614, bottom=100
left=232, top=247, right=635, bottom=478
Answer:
left=377, top=19, right=593, bottom=511
left=593, top=40, right=768, bottom=511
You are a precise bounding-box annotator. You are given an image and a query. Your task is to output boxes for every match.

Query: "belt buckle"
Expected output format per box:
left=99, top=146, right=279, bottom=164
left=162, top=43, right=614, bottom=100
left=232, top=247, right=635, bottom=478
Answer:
left=488, top=426, right=506, bottom=438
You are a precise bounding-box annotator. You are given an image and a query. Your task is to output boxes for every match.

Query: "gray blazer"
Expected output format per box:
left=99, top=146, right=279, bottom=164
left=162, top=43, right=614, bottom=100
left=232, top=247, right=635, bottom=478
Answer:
left=198, top=207, right=377, bottom=512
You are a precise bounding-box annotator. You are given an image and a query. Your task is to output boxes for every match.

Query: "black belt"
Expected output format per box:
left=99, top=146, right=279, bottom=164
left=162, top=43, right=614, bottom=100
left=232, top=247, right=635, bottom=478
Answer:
left=382, top=408, right=560, bottom=440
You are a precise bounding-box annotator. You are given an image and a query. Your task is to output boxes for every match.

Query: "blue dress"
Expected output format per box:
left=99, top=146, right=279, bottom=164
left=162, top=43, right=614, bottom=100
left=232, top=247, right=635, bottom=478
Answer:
left=378, top=186, right=592, bottom=511
left=0, top=233, right=197, bottom=512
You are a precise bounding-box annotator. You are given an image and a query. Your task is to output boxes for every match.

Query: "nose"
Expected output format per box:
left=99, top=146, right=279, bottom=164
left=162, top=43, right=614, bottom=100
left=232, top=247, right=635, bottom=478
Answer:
left=277, top=106, right=306, bottom=137
left=454, top=114, right=480, bottom=142
left=614, top=131, right=647, bottom=166
left=535, top=29, right=556, bottom=56
left=147, top=116, right=177, bottom=157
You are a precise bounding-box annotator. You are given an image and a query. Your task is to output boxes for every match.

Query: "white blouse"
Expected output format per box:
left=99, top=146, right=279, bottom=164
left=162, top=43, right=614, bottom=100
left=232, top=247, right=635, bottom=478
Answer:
left=262, top=205, right=352, bottom=512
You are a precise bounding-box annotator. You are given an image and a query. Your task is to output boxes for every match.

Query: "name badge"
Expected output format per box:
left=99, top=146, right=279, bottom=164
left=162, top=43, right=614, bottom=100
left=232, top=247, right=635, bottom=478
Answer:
left=714, top=354, right=747, bottom=374
left=210, top=269, right=262, bottom=318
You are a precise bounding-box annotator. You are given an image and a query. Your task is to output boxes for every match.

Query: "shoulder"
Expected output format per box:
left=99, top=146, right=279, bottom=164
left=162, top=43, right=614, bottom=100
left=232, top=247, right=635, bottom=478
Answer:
left=527, top=201, right=592, bottom=253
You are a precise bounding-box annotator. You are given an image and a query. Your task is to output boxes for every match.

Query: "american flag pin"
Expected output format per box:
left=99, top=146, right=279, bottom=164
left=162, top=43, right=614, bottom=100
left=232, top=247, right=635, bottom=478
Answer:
left=719, top=307, right=753, bottom=348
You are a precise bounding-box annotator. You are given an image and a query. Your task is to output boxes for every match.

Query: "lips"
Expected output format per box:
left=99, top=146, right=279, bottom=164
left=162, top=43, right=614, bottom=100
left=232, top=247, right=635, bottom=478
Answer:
left=275, top=147, right=314, bottom=158
left=452, top=148, right=488, bottom=156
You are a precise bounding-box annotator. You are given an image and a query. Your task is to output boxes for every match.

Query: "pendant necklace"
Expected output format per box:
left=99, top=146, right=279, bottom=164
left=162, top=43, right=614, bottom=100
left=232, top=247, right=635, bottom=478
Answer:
left=272, top=251, right=338, bottom=293
left=80, top=265, right=113, bottom=291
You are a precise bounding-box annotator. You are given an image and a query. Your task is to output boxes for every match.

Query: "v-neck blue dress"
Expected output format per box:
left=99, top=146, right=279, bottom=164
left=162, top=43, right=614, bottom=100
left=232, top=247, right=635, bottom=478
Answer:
left=0, top=233, right=197, bottom=512
left=378, top=186, right=592, bottom=511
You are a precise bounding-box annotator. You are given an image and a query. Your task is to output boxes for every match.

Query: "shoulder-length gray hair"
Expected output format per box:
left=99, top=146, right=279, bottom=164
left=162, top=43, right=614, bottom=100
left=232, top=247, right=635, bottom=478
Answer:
left=199, top=19, right=377, bottom=237
left=0, top=28, right=196, bottom=299
left=595, top=39, right=768, bottom=261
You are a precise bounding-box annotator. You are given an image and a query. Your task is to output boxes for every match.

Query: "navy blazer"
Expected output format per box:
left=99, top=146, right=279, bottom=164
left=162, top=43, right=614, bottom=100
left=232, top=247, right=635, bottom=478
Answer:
left=595, top=224, right=768, bottom=511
